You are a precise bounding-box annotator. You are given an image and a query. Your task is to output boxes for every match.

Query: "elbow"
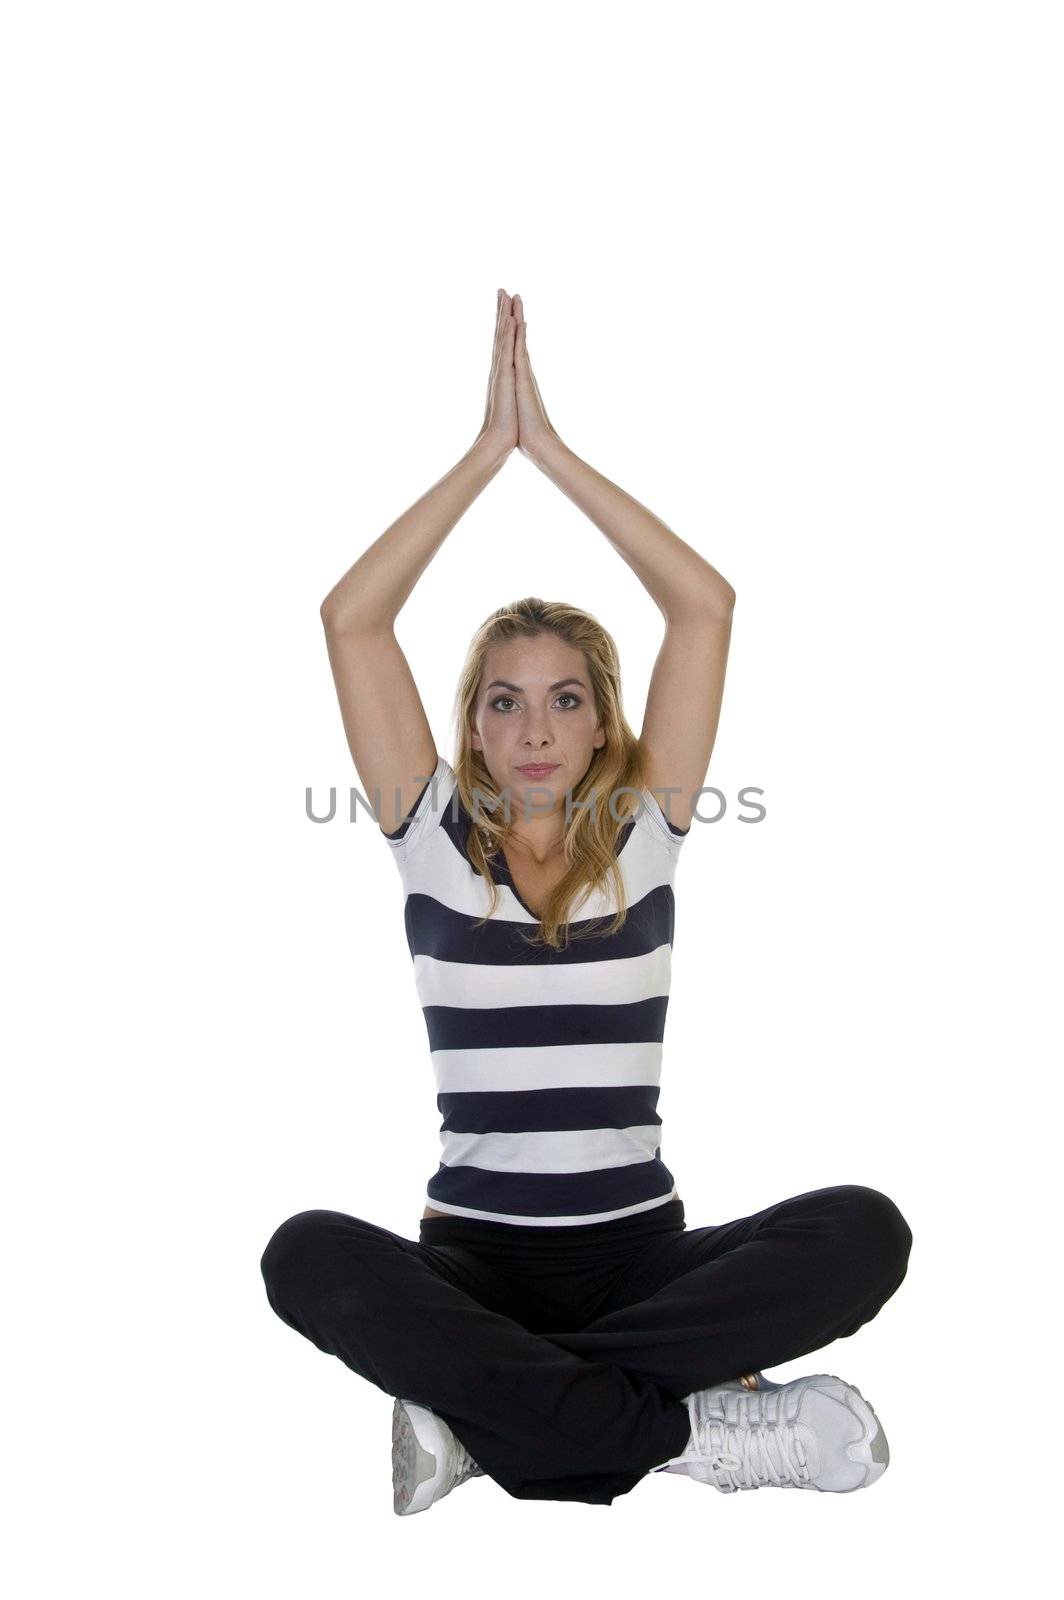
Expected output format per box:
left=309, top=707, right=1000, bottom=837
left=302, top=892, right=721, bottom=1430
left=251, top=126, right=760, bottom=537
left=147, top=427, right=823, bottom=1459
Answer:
left=672, top=582, right=735, bottom=624
left=320, top=595, right=360, bottom=634
left=690, top=565, right=736, bottom=616
left=701, top=570, right=737, bottom=614
left=320, top=593, right=393, bottom=636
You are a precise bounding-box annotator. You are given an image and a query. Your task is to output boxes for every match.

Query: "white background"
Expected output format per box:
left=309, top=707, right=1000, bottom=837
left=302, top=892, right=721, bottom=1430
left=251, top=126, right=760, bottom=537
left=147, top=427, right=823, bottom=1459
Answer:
left=4, top=0, right=1059, bottom=1592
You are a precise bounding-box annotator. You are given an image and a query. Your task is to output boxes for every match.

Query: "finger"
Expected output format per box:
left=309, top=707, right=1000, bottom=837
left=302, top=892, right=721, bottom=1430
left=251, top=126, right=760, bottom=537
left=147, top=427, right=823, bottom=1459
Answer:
left=490, top=296, right=503, bottom=368
left=495, top=316, right=516, bottom=386
left=492, top=301, right=512, bottom=371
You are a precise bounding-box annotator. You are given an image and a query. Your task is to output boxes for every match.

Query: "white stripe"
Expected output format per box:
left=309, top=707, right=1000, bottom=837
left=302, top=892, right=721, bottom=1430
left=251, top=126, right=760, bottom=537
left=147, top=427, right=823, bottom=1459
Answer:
left=413, top=944, right=672, bottom=1009
left=431, top=1040, right=664, bottom=1093
left=438, top=1125, right=664, bottom=1172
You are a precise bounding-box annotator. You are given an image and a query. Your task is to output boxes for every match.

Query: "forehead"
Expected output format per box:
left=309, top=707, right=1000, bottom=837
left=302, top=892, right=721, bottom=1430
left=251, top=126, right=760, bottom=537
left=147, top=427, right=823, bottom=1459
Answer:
left=481, top=636, right=588, bottom=686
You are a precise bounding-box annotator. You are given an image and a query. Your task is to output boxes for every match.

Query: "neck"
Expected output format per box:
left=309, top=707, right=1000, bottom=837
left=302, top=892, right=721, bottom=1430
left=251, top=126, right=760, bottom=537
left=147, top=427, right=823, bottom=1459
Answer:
left=506, top=828, right=566, bottom=867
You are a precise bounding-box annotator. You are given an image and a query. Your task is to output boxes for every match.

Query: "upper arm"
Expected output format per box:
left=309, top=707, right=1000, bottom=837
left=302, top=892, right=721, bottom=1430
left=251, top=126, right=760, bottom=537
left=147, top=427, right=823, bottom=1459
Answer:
left=320, top=612, right=438, bottom=837
left=637, top=599, right=735, bottom=835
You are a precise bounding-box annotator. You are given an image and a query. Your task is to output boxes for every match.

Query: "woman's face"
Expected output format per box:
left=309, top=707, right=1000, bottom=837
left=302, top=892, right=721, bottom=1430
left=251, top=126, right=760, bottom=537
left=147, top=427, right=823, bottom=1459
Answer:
left=470, top=635, right=605, bottom=818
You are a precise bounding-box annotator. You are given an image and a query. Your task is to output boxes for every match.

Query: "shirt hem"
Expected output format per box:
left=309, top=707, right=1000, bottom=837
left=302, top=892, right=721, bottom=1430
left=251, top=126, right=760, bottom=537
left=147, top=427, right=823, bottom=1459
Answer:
left=420, top=1186, right=678, bottom=1228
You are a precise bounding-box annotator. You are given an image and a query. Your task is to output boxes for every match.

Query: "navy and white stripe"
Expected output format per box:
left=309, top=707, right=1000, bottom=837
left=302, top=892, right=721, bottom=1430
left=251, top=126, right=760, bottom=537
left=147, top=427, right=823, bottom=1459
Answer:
left=383, top=756, right=689, bottom=1226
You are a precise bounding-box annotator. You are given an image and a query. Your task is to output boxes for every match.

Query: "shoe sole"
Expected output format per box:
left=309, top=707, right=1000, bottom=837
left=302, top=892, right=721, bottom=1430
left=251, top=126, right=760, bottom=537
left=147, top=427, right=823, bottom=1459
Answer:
left=392, top=1398, right=446, bottom=1516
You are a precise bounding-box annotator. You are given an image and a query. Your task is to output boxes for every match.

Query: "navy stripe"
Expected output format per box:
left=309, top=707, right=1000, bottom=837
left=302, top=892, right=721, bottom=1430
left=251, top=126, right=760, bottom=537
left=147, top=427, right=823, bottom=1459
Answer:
left=426, top=1158, right=677, bottom=1220
left=423, top=997, right=671, bottom=1053
left=437, top=1084, right=662, bottom=1135
left=404, top=881, right=675, bottom=964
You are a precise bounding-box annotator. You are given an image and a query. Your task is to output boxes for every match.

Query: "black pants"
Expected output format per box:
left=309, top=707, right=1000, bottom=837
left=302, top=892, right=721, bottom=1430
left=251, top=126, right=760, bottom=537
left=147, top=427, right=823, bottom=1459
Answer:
left=260, top=1184, right=912, bottom=1506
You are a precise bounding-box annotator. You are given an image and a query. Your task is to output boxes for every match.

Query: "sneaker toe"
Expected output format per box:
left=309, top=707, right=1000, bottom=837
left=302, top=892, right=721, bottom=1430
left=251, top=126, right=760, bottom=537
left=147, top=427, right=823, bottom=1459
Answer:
left=800, top=1378, right=889, bottom=1491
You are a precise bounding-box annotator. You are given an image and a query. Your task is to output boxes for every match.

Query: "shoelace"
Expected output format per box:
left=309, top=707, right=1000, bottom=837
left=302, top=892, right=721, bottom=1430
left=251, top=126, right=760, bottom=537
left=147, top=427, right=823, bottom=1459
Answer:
left=690, top=1386, right=810, bottom=1492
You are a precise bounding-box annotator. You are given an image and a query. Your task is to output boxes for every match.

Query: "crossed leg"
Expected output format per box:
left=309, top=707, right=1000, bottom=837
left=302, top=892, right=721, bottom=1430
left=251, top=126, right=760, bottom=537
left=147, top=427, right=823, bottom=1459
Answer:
left=542, top=1184, right=913, bottom=1400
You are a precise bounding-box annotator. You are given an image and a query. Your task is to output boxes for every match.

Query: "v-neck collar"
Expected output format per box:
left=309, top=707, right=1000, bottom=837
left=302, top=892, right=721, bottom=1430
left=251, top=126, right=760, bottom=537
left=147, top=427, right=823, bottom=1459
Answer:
left=491, top=812, right=638, bottom=922
left=447, top=787, right=640, bottom=921
left=494, top=846, right=554, bottom=921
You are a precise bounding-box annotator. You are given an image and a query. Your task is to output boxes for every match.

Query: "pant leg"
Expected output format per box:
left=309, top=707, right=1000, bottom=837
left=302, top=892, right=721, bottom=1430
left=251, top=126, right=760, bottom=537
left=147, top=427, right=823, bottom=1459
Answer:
left=542, top=1185, right=913, bottom=1400
left=260, top=1208, right=691, bottom=1506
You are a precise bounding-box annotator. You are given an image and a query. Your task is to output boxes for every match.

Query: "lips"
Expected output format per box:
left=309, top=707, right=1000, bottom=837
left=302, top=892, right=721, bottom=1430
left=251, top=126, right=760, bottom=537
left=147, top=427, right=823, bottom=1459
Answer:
left=517, top=763, right=560, bottom=776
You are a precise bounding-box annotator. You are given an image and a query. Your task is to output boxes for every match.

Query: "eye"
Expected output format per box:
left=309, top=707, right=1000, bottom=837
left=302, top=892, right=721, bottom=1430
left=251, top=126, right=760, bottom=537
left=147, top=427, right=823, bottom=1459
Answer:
left=489, top=694, right=582, bottom=712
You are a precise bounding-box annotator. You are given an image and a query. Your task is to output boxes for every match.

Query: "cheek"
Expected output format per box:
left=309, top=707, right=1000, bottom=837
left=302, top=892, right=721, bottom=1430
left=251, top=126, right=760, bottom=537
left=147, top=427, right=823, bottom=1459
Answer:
left=477, top=725, right=508, bottom=763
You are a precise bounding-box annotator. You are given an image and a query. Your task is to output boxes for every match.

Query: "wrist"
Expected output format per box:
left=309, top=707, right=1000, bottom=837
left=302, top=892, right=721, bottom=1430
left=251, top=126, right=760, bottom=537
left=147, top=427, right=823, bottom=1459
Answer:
left=469, top=431, right=514, bottom=473
left=525, top=430, right=567, bottom=473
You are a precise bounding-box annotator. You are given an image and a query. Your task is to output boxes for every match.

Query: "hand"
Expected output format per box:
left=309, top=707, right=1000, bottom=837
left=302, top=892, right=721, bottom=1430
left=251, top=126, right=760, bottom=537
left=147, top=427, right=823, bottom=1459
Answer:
left=477, top=289, right=518, bottom=457
left=512, top=293, right=560, bottom=463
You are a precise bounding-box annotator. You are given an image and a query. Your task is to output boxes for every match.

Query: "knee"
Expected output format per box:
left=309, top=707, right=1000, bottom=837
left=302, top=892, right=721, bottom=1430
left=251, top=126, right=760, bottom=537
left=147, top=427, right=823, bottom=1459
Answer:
left=260, top=1209, right=339, bottom=1302
left=830, top=1184, right=913, bottom=1289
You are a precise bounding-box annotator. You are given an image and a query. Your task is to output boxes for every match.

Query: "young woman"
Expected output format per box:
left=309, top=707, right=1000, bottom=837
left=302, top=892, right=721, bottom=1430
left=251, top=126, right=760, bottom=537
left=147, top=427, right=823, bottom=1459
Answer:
left=260, top=290, right=913, bottom=1515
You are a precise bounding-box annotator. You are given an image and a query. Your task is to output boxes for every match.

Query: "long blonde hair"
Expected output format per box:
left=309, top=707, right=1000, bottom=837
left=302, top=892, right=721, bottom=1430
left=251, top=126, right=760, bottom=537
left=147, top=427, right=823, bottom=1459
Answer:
left=451, top=598, right=649, bottom=952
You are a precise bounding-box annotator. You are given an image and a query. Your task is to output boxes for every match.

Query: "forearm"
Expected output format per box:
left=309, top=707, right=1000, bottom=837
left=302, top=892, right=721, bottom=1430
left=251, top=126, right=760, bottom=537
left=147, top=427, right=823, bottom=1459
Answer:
left=530, top=436, right=735, bottom=622
left=320, top=433, right=510, bottom=631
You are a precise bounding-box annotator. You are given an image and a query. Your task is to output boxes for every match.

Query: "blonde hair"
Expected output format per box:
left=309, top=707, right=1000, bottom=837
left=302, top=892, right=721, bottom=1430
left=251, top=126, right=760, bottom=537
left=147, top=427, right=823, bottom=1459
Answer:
left=450, top=598, right=649, bottom=952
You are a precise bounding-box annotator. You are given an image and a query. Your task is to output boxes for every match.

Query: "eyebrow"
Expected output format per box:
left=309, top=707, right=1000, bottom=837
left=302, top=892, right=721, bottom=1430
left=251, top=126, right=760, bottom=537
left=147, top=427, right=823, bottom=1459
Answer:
left=486, top=678, right=588, bottom=693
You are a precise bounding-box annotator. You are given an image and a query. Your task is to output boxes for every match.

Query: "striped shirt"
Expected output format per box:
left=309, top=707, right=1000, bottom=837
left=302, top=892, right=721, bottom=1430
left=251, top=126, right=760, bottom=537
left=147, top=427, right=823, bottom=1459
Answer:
left=382, top=755, right=690, bottom=1226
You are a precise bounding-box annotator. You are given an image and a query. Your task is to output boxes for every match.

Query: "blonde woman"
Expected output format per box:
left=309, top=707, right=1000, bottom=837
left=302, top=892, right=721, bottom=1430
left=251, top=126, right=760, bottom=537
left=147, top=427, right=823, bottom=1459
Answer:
left=261, top=290, right=912, bottom=1514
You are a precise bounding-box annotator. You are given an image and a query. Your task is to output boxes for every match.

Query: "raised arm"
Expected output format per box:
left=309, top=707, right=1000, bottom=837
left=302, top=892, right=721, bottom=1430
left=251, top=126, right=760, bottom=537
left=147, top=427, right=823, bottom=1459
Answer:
left=511, top=293, right=735, bottom=835
left=321, top=291, right=519, bottom=835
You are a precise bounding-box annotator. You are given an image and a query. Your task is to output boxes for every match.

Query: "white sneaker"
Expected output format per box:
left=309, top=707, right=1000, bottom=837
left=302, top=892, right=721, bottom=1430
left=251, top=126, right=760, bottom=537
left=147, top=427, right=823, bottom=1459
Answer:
left=392, top=1398, right=485, bottom=1515
left=653, top=1372, right=889, bottom=1493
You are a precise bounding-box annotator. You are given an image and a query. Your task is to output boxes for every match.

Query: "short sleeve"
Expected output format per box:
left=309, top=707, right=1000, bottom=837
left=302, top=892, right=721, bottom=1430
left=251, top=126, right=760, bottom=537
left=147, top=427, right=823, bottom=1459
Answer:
left=380, top=755, right=457, bottom=863
left=637, top=785, right=691, bottom=856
